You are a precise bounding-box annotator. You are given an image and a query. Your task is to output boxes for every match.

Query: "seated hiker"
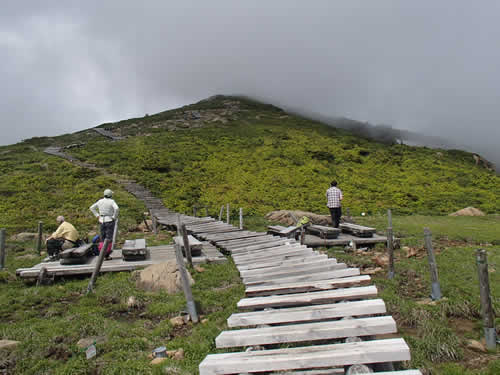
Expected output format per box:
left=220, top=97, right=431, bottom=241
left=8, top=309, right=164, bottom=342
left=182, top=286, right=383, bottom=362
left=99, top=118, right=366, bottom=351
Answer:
left=46, top=216, right=80, bottom=260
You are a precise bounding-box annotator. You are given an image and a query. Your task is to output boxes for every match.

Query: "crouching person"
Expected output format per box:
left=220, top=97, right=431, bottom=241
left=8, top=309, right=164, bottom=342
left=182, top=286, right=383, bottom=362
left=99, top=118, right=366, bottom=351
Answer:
left=46, top=216, right=80, bottom=260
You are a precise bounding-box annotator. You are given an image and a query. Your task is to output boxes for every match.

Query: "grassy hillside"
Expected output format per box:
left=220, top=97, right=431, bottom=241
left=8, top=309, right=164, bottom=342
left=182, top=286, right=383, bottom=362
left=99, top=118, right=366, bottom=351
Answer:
left=0, top=95, right=499, bottom=374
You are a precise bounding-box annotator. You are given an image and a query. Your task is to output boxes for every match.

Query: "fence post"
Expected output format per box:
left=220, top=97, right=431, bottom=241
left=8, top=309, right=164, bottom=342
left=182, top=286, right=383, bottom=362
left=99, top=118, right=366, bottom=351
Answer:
left=387, top=227, right=394, bottom=279
left=180, top=224, right=193, bottom=268
left=86, top=238, right=110, bottom=294
left=110, top=217, right=119, bottom=251
left=239, top=208, right=243, bottom=230
left=218, top=205, right=224, bottom=221
left=387, top=209, right=392, bottom=228
left=150, top=210, right=158, bottom=235
left=476, top=249, right=497, bottom=350
left=174, top=243, right=199, bottom=323
left=36, top=221, right=43, bottom=255
left=300, top=227, right=305, bottom=245
left=0, top=228, right=6, bottom=270
left=424, top=228, right=442, bottom=300
left=226, top=203, right=230, bottom=224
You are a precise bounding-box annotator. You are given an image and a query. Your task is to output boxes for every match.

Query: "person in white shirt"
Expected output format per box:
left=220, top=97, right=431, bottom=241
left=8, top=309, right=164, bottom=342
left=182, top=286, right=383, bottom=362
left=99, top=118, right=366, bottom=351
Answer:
left=89, top=189, right=119, bottom=258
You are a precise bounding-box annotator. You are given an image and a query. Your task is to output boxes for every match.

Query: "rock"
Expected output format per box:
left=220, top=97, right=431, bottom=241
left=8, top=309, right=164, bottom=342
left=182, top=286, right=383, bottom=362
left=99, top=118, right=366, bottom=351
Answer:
left=170, top=316, right=185, bottom=327
left=127, top=296, right=138, bottom=309
left=0, top=340, right=20, bottom=351
left=466, top=339, right=487, bottom=353
left=134, top=261, right=194, bottom=294
left=163, top=367, right=182, bottom=374
left=137, top=220, right=153, bottom=232
left=173, top=348, right=184, bottom=360
left=10, top=232, right=38, bottom=242
left=265, top=210, right=331, bottom=226
left=416, top=298, right=437, bottom=306
left=372, top=254, right=389, bottom=267
left=201, top=318, right=209, bottom=324
left=76, top=336, right=106, bottom=349
left=361, top=267, right=382, bottom=275
left=194, top=265, right=205, bottom=273
left=449, top=207, right=485, bottom=216
left=151, top=357, right=168, bottom=365
left=404, top=247, right=418, bottom=258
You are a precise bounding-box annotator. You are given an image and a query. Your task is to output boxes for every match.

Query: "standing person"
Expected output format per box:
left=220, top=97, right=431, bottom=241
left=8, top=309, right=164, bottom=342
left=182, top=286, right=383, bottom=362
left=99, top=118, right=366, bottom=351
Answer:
left=46, top=216, right=80, bottom=260
left=89, top=189, right=119, bottom=259
left=326, top=180, right=343, bottom=228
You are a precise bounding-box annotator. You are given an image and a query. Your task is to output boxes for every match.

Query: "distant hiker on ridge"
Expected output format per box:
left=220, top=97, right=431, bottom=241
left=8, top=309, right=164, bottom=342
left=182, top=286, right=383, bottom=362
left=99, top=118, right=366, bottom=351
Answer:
left=46, top=216, right=80, bottom=260
left=90, top=189, right=119, bottom=259
left=326, top=180, right=343, bottom=228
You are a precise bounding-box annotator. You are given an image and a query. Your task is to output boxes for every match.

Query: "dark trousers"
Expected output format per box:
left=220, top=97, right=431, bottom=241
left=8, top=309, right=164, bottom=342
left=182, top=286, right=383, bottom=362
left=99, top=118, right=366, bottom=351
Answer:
left=329, top=207, right=342, bottom=228
left=100, top=220, right=115, bottom=241
left=46, top=238, right=64, bottom=256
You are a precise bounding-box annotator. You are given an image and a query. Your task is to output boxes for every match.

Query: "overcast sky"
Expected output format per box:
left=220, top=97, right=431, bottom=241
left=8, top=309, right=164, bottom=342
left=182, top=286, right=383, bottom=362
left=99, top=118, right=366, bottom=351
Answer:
left=1, top=1, right=500, bottom=166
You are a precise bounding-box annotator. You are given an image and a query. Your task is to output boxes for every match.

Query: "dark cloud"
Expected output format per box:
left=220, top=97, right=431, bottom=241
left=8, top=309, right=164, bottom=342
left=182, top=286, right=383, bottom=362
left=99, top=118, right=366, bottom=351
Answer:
left=1, top=1, right=499, bottom=167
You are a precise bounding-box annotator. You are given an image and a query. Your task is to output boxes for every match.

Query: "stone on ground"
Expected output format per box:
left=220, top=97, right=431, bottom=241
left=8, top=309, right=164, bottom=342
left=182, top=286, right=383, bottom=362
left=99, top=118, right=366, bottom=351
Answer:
left=134, top=261, right=194, bottom=294
left=266, top=210, right=331, bottom=226
left=0, top=340, right=20, bottom=351
left=449, top=207, right=485, bottom=216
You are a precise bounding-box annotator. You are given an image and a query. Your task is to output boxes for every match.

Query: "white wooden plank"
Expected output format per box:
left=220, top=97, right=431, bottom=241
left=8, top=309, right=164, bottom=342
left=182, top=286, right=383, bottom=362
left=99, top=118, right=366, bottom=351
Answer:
left=228, top=299, right=387, bottom=327
left=199, top=338, right=410, bottom=375
left=216, top=316, right=397, bottom=348
left=233, top=249, right=314, bottom=266
left=245, top=275, right=372, bottom=297
left=237, top=254, right=328, bottom=271
left=232, top=244, right=305, bottom=261
left=239, top=257, right=335, bottom=277
left=237, top=285, right=378, bottom=310
left=242, top=262, right=347, bottom=284
left=245, top=268, right=360, bottom=287
left=229, top=239, right=295, bottom=253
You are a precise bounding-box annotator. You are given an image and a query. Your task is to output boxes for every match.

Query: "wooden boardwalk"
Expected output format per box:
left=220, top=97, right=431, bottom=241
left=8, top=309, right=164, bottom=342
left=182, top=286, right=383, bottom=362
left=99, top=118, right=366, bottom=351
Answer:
left=93, top=127, right=126, bottom=141
left=158, top=216, right=422, bottom=374
left=16, top=244, right=225, bottom=278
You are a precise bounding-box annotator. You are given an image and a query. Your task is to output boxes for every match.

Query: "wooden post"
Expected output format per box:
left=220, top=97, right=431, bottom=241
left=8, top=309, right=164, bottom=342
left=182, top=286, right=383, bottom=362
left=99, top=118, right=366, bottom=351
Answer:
left=476, top=249, right=497, bottom=349
left=226, top=203, right=230, bottom=224
left=300, top=227, right=305, bottom=245
left=181, top=224, right=193, bottom=268
left=37, top=266, right=47, bottom=287
left=86, top=238, right=110, bottom=294
left=150, top=210, right=158, bottom=235
left=387, top=227, right=394, bottom=279
left=239, top=208, right=243, bottom=230
left=387, top=209, right=392, bottom=228
left=219, top=205, right=224, bottom=221
left=110, top=218, right=119, bottom=251
left=0, top=228, right=5, bottom=270
left=193, top=206, right=197, bottom=217
left=424, top=228, right=442, bottom=300
left=174, top=243, right=199, bottom=323
left=36, top=221, right=43, bottom=255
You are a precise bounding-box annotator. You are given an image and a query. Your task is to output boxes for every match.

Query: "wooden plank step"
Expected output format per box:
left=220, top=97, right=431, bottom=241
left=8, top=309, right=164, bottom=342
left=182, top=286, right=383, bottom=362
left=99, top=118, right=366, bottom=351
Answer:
left=276, top=371, right=422, bottom=375
left=228, top=299, right=387, bottom=327
left=237, top=285, right=377, bottom=310
left=237, top=254, right=328, bottom=271
left=232, top=243, right=304, bottom=260
left=216, top=316, right=397, bottom=348
left=198, top=338, right=411, bottom=374
left=207, top=232, right=267, bottom=242
left=242, top=262, right=348, bottom=284
left=243, top=268, right=360, bottom=287
left=339, top=223, right=376, bottom=238
left=245, top=275, right=371, bottom=297
left=233, top=248, right=313, bottom=266
left=239, top=257, right=335, bottom=277
left=217, top=235, right=279, bottom=248
left=173, top=235, right=203, bottom=250
left=229, top=239, right=296, bottom=253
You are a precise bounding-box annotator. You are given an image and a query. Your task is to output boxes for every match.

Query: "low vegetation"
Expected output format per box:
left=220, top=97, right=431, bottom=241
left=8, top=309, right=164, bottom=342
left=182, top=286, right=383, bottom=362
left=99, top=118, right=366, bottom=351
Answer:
left=0, top=96, right=498, bottom=374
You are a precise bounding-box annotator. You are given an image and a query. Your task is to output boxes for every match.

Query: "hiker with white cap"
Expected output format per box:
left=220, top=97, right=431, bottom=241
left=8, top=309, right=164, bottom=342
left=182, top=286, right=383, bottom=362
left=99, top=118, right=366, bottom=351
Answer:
left=46, top=216, right=80, bottom=260
left=89, top=189, right=119, bottom=259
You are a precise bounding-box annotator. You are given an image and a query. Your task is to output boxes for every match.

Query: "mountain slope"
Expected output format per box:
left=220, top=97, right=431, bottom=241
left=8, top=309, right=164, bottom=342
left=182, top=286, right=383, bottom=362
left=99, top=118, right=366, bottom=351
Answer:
left=0, top=95, right=498, bottom=234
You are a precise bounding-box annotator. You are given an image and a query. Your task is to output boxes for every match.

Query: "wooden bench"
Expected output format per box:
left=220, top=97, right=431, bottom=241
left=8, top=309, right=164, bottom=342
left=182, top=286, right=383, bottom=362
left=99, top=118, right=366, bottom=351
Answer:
left=59, top=243, right=93, bottom=265
left=339, top=223, right=376, bottom=238
left=306, top=224, right=340, bottom=239
left=122, top=239, right=148, bottom=261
